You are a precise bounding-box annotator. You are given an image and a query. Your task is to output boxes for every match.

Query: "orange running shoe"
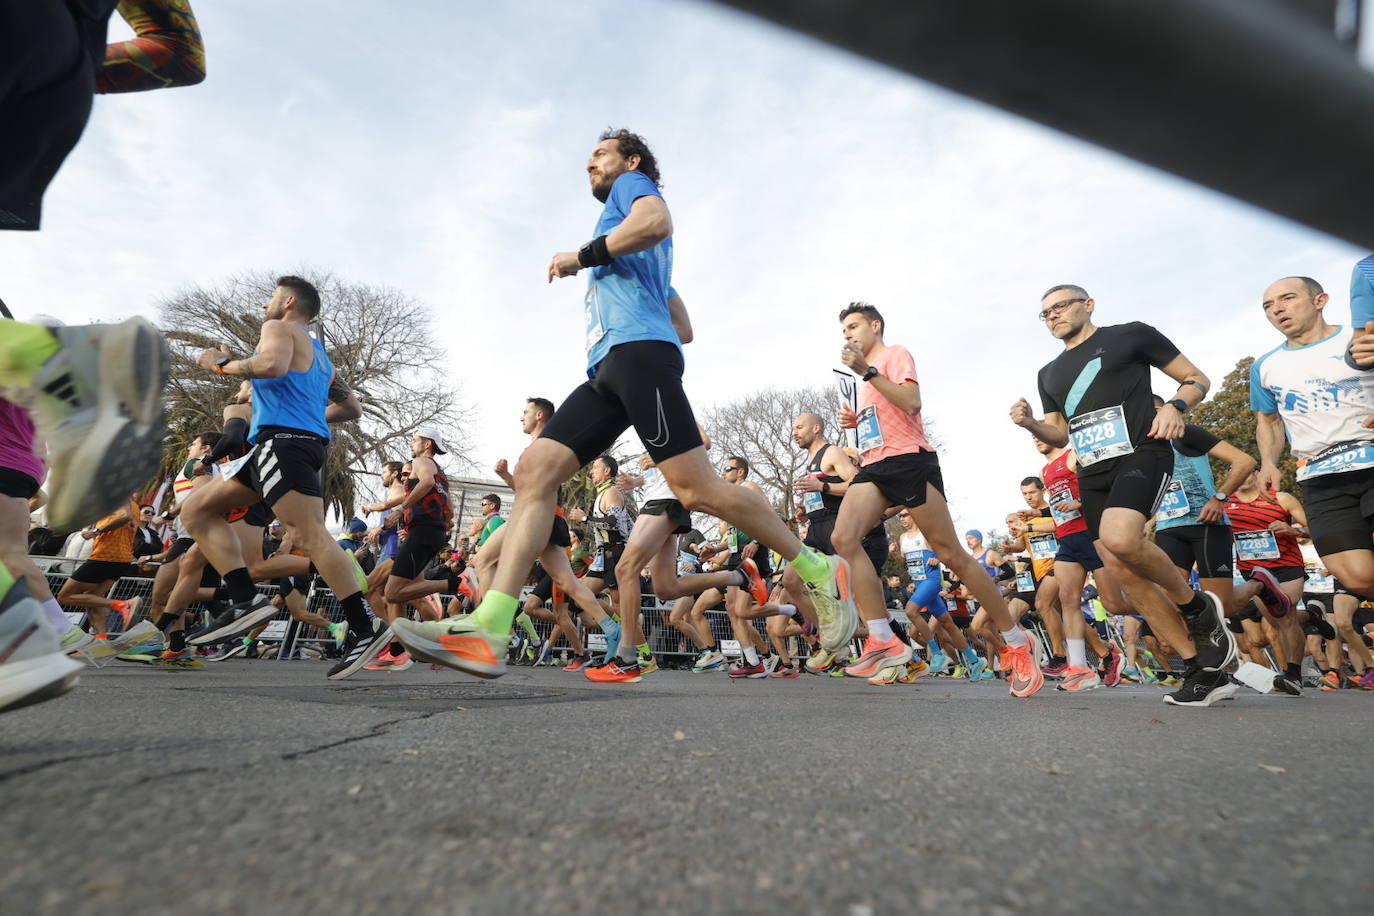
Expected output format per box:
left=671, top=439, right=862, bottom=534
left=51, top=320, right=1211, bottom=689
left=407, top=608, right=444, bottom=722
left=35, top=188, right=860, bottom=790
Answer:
left=740, top=558, right=769, bottom=606
left=584, top=659, right=642, bottom=683
left=1002, top=636, right=1044, bottom=698
left=844, top=634, right=912, bottom=678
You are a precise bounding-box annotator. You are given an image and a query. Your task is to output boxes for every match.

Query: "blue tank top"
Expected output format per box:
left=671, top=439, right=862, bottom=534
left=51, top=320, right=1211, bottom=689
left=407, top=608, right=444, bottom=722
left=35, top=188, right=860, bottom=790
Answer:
left=1156, top=425, right=1229, bottom=531
left=249, top=332, right=332, bottom=443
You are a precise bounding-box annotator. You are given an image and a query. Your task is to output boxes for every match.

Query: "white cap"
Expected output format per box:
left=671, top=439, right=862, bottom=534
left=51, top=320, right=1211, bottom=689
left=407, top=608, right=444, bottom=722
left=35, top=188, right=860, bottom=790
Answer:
left=415, top=426, right=447, bottom=455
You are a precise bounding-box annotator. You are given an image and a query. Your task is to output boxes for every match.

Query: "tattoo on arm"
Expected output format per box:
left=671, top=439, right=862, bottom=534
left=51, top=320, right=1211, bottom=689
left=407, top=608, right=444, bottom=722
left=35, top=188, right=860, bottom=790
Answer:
left=235, top=356, right=257, bottom=378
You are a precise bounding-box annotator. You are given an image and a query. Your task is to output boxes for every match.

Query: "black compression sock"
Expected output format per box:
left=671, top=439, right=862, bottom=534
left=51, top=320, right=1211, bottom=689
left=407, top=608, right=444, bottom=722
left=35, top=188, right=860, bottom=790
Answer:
left=338, top=591, right=371, bottom=633
left=1285, top=662, right=1302, bottom=679
left=222, top=568, right=257, bottom=603
left=170, top=630, right=187, bottom=652
left=155, top=614, right=177, bottom=632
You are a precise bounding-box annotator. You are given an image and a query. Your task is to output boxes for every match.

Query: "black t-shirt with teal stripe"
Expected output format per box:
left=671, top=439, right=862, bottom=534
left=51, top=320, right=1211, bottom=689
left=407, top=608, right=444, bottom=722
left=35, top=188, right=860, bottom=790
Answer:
left=1036, top=322, right=1180, bottom=478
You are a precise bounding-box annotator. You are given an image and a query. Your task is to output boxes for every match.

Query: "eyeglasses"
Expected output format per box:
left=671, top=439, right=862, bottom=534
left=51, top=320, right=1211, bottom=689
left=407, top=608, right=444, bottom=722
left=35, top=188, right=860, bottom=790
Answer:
left=1038, top=297, right=1085, bottom=322
left=722, top=465, right=741, bottom=472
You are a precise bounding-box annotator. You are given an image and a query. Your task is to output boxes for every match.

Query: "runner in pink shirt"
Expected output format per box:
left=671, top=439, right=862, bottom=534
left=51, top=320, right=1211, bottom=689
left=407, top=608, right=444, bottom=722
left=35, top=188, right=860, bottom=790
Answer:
left=831, top=302, right=1043, bottom=696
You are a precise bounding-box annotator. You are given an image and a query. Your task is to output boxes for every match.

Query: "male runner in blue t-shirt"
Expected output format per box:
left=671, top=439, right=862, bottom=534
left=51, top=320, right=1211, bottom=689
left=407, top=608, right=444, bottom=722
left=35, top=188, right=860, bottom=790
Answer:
left=392, top=128, right=853, bottom=682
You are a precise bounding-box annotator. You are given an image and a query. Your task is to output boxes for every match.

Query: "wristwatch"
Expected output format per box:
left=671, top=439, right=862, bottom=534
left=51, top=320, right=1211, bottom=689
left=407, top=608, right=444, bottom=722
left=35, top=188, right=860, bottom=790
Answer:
left=1213, top=491, right=1227, bottom=502
left=861, top=366, right=879, bottom=383
left=1167, top=397, right=1188, bottom=413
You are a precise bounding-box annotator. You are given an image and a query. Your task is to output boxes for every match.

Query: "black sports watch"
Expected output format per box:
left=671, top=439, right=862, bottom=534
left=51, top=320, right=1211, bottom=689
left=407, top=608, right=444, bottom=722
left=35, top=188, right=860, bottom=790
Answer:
left=1167, top=397, right=1188, bottom=413
left=861, top=366, right=880, bottom=383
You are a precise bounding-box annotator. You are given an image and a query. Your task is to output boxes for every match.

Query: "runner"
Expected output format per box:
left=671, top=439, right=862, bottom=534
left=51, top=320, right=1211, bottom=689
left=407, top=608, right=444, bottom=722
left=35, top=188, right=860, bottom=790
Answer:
left=1011, top=283, right=1236, bottom=707
left=895, top=508, right=985, bottom=679
left=831, top=303, right=1042, bottom=695
left=54, top=496, right=149, bottom=648
left=392, top=129, right=851, bottom=678
left=178, top=276, right=386, bottom=679
left=1253, top=273, right=1374, bottom=603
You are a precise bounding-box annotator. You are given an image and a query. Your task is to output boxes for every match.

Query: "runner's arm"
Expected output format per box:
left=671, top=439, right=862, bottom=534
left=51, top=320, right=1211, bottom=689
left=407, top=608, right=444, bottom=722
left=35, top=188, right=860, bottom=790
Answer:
left=1254, top=410, right=1287, bottom=492
left=213, top=320, right=295, bottom=379
left=668, top=294, right=693, bottom=345
left=1199, top=439, right=1256, bottom=523
left=96, top=0, right=206, bottom=94
left=1149, top=354, right=1210, bottom=440
left=607, top=195, right=673, bottom=257
left=325, top=374, right=362, bottom=423
left=1010, top=398, right=1069, bottom=449
left=1274, top=491, right=1311, bottom=535
left=399, top=457, right=436, bottom=506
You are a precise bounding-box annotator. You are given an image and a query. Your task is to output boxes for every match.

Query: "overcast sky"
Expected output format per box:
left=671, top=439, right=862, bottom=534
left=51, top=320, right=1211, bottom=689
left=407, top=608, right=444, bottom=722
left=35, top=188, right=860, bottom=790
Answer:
left=4, top=0, right=1365, bottom=533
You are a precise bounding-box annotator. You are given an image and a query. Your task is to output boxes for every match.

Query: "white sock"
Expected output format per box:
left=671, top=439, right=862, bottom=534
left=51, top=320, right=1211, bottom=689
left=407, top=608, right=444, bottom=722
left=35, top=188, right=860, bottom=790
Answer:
left=776, top=603, right=797, bottom=618
left=1000, top=627, right=1028, bottom=648
left=43, top=597, right=73, bottom=633
left=869, top=618, right=894, bottom=642
left=1067, top=638, right=1087, bottom=669
left=743, top=646, right=760, bottom=665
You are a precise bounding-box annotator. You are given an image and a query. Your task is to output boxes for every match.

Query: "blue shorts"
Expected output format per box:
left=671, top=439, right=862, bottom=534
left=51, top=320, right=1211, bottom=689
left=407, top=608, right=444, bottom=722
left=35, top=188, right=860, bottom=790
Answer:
left=906, top=575, right=946, bottom=617
left=1054, top=530, right=1102, bottom=572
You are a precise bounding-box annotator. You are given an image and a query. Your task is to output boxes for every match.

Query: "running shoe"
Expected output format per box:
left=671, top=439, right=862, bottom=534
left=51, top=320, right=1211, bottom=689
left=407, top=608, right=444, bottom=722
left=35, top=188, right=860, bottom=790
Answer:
left=154, top=648, right=203, bottom=668
left=1000, top=638, right=1044, bottom=698
left=389, top=651, right=414, bottom=672
left=533, top=640, right=553, bottom=666
left=584, top=659, right=642, bottom=683
left=0, top=575, right=83, bottom=714
left=740, top=558, right=769, bottom=606
left=524, top=640, right=543, bottom=663
left=728, top=660, right=768, bottom=679
left=1272, top=672, right=1302, bottom=696
left=1317, top=670, right=1341, bottom=691
left=364, top=652, right=396, bottom=670
left=1056, top=666, right=1102, bottom=692
left=890, top=659, right=930, bottom=684
left=691, top=649, right=724, bottom=672
left=636, top=651, right=659, bottom=675
left=975, top=665, right=997, bottom=681
left=770, top=663, right=800, bottom=678
left=327, top=620, right=394, bottom=680
left=761, top=653, right=780, bottom=675
left=328, top=622, right=347, bottom=649
left=950, top=664, right=967, bottom=679
left=188, top=593, right=277, bottom=646
left=1184, top=591, right=1237, bottom=672
left=868, top=664, right=904, bottom=685
left=59, top=626, right=95, bottom=656
left=1041, top=658, right=1069, bottom=679
left=1163, top=668, right=1237, bottom=707
left=926, top=645, right=950, bottom=675
left=806, top=553, right=857, bottom=652
left=562, top=654, right=593, bottom=672
left=389, top=616, right=505, bottom=679
left=1157, top=673, right=1182, bottom=687
left=1101, top=647, right=1126, bottom=687
left=110, top=597, right=140, bottom=630
left=87, top=620, right=160, bottom=660
left=1248, top=568, right=1293, bottom=618
left=1303, top=603, right=1337, bottom=640
left=1356, top=669, right=1374, bottom=690
left=14, top=317, right=170, bottom=532
left=804, top=648, right=835, bottom=673
left=845, top=635, right=913, bottom=679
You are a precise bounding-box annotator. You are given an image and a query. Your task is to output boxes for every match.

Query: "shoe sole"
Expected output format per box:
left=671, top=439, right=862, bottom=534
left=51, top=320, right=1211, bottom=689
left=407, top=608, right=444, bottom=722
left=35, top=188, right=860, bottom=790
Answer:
left=845, top=643, right=914, bottom=679
left=43, top=319, right=169, bottom=531
left=388, top=622, right=506, bottom=680
left=87, top=622, right=162, bottom=659
left=1199, top=590, right=1238, bottom=672
left=188, top=602, right=279, bottom=646
left=0, top=652, right=83, bottom=714
left=328, top=626, right=395, bottom=680
left=812, top=556, right=857, bottom=652
left=1248, top=568, right=1292, bottom=618
left=1162, top=679, right=1240, bottom=707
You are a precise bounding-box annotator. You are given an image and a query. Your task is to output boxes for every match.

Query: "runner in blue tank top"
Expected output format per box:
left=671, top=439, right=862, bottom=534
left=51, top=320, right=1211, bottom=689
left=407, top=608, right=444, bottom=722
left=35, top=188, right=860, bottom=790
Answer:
left=391, top=128, right=852, bottom=685
left=179, top=276, right=387, bottom=679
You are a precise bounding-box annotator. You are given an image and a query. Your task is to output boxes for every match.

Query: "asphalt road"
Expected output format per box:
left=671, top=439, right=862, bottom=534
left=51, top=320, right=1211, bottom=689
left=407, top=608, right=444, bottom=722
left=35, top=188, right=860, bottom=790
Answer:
left=3, top=659, right=1372, bottom=915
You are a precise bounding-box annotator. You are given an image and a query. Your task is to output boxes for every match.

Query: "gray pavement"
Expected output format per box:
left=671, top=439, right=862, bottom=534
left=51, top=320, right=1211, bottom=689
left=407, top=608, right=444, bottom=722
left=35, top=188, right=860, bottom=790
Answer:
left=3, top=658, right=1373, bottom=915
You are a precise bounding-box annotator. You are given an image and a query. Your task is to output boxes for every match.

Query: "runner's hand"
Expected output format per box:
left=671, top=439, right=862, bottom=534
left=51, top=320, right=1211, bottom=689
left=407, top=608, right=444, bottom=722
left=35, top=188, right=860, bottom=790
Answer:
left=838, top=403, right=858, bottom=429
left=793, top=476, right=822, bottom=493
left=197, top=344, right=232, bottom=371
left=840, top=342, right=868, bottom=374
left=547, top=252, right=582, bottom=281
left=1350, top=321, right=1374, bottom=368
left=1148, top=404, right=1185, bottom=440
left=1197, top=497, right=1224, bottom=524
left=1009, top=397, right=1034, bottom=428
left=1258, top=464, right=1283, bottom=493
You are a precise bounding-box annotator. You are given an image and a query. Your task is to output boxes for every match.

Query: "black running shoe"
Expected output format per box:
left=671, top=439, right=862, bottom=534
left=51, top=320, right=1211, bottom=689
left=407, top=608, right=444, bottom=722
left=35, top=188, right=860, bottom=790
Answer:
left=1273, top=673, right=1303, bottom=696
left=327, top=620, right=391, bottom=681
left=1163, top=668, right=1238, bottom=707
left=188, top=594, right=277, bottom=646
left=1184, top=591, right=1237, bottom=672
left=1303, top=601, right=1337, bottom=641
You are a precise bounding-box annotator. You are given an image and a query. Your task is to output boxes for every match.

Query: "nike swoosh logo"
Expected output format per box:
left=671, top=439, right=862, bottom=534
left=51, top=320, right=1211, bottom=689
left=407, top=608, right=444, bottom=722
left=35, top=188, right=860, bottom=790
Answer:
left=644, top=388, right=670, bottom=448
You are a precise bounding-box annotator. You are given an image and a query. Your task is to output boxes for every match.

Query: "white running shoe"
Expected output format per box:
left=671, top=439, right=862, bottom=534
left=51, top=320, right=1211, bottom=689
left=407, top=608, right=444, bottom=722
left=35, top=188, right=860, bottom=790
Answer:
left=0, top=577, right=83, bottom=714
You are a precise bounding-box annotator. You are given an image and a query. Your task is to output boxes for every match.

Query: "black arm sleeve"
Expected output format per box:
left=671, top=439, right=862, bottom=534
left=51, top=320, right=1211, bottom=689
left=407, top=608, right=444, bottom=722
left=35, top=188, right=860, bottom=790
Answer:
left=203, top=417, right=248, bottom=466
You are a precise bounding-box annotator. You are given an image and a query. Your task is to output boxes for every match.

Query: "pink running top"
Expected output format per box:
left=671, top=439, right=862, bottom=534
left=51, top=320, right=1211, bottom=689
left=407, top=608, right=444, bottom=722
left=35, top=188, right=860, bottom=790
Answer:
left=0, top=398, right=43, bottom=484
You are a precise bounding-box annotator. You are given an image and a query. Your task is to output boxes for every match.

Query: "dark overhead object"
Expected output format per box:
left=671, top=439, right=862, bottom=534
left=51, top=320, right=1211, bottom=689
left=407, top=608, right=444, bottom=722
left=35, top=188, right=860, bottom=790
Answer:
left=712, top=0, right=1374, bottom=249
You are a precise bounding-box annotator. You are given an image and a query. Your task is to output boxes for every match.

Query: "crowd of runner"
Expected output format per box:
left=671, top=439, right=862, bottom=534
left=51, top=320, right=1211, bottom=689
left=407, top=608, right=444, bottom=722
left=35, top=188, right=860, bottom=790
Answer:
left=5, top=124, right=1374, bottom=716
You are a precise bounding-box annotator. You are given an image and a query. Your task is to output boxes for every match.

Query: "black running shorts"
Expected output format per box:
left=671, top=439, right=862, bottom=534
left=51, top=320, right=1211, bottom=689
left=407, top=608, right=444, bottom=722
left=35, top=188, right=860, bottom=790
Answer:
left=541, top=341, right=703, bottom=465
left=392, top=525, right=446, bottom=580
left=71, top=559, right=131, bottom=584
left=548, top=513, right=572, bottom=548
left=163, top=536, right=195, bottom=563
left=1078, top=445, right=1174, bottom=540
left=0, top=467, right=39, bottom=499
left=639, top=498, right=692, bottom=535
left=587, top=544, right=627, bottom=590
left=850, top=451, right=944, bottom=509
left=1300, top=467, right=1374, bottom=557
left=1155, top=523, right=1234, bottom=580
left=229, top=428, right=326, bottom=506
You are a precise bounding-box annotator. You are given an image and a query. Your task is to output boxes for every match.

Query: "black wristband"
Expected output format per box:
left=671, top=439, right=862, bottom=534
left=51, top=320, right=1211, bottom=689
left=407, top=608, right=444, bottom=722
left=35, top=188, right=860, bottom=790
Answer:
left=577, top=235, right=613, bottom=268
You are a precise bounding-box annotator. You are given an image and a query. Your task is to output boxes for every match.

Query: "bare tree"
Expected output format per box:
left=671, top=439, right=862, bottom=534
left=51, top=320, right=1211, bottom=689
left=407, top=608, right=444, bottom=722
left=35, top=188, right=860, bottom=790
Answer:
left=156, top=271, right=466, bottom=517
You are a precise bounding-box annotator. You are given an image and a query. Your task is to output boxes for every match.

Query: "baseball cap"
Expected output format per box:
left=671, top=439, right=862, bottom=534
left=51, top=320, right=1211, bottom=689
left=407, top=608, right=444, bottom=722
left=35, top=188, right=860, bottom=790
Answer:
left=415, top=426, right=447, bottom=454
left=347, top=518, right=367, bottom=535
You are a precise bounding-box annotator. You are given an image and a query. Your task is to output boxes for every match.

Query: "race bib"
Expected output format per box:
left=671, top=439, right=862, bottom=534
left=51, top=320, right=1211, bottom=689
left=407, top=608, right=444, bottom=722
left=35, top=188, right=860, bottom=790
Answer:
left=583, top=285, right=605, bottom=352
left=904, top=549, right=927, bottom=581
left=1069, top=405, right=1134, bottom=468
left=1046, top=484, right=1081, bottom=526
left=1305, top=569, right=1335, bottom=593
left=1156, top=480, right=1190, bottom=521
left=1296, top=440, right=1374, bottom=481
left=676, top=552, right=698, bottom=577
left=214, top=446, right=256, bottom=481
left=1028, top=531, right=1059, bottom=559
left=588, top=551, right=606, bottom=573
left=801, top=486, right=825, bottom=515
left=1235, top=529, right=1281, bottom=562
left=855, top=405, right=884, bottom=453
left=1014, top=563, right=1035, bottom=592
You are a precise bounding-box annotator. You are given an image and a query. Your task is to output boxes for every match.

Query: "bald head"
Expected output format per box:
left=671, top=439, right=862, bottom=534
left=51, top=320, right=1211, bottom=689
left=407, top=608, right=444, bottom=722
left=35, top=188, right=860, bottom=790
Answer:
left=792, top=412, right=824, bottom=449
left=1262, top=275, right=1330, bottom=342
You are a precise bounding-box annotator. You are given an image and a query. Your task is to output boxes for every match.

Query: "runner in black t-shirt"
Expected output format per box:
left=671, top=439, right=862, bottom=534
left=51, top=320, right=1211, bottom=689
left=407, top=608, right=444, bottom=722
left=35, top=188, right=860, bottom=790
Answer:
left=1010, top=283, right=1237, bottom=708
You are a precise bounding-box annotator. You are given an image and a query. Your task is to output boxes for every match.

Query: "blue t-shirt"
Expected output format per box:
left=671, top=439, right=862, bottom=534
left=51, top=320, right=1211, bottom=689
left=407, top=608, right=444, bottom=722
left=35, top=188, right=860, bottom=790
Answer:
left=583, top=171, right=679, bottom=375
left=1352, top=254, right=1374, bottom=327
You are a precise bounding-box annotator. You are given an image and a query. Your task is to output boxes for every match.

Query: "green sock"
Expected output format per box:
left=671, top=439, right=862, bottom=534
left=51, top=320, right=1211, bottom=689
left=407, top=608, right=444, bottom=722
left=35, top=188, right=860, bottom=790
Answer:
left=789, top=547, right=828, bottom=585
left=636, top=641, right=651, bottom=658
left=516, top=611, right=539, bottom=642
left=0, top=321, right=60, bottom=386
left=472, top=590, right=519, bottom=635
